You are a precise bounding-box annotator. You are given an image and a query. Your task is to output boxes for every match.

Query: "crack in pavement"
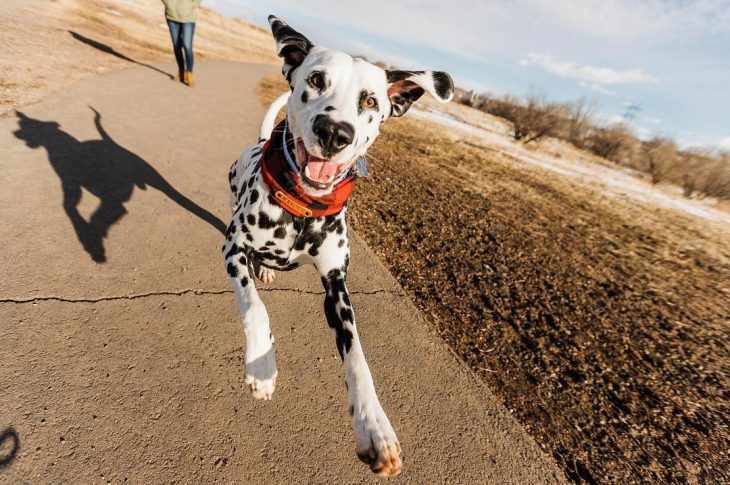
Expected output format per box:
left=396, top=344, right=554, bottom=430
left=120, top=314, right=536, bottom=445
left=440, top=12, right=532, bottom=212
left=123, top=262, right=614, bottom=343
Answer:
left=0, top=287, right=402, bottom=304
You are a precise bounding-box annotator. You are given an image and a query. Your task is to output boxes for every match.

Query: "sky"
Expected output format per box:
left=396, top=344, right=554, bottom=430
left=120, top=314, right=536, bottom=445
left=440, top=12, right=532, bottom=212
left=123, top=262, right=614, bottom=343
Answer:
left=207, top=0, right=730, bottom=149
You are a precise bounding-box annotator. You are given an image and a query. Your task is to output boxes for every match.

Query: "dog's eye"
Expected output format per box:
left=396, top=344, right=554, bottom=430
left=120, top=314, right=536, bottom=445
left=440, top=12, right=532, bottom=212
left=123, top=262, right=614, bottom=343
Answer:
left=364, top=95, right=378, bottom=110
left=307, top=72, right=326, bottom=91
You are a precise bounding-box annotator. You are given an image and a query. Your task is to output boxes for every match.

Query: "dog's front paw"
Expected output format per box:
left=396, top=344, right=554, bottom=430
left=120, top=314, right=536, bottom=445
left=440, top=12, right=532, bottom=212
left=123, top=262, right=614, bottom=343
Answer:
left=353, top=404, right=402, bottom=476
left=244, top=346, right=278, bottom=400
left=257, top=266, right=275, bottom=284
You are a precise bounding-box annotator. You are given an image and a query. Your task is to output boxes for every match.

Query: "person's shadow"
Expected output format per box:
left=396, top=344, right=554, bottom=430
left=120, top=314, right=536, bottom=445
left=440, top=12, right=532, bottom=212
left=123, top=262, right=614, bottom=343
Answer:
left=69, top=31, right=174, bottom=80
left=13, top=109, right=226, bottom=263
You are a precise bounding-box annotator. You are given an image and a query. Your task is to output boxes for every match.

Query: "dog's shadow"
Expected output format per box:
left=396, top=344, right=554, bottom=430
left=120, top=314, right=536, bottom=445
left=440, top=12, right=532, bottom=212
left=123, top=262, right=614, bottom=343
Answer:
left=13, top=109, right=226, bottom=263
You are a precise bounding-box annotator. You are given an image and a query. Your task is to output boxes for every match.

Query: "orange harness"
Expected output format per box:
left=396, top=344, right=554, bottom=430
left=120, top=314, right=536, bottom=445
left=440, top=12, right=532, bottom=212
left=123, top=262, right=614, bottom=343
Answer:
left=260, top=121, right=357, bottom=218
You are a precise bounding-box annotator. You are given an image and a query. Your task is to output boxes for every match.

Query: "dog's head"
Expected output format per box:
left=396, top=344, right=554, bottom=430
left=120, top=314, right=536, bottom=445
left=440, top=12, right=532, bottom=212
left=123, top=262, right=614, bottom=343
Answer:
left=268, top=16, right=454, bottom=194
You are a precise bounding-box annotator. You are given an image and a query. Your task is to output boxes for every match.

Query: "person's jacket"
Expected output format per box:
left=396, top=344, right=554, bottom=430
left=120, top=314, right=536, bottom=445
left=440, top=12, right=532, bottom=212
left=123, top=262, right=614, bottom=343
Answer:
left=162, top=0, right=201, bottom=23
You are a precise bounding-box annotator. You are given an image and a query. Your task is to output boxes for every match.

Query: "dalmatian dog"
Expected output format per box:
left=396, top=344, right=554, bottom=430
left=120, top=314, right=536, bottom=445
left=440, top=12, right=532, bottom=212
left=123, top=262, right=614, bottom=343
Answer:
left=222, top=15, right=453, bottom=476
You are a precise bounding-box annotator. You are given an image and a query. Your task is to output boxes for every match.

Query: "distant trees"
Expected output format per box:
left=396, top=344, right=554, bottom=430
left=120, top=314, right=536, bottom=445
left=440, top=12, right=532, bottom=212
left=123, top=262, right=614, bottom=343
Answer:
left=455, top=88, right=730, bottom=201
left=462, top=88, right=561, bottom=143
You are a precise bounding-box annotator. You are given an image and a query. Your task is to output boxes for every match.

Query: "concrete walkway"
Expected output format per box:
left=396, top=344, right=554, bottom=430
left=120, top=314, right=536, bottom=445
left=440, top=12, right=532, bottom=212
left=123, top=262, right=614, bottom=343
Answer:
left=0, top=62, right=564, bottom=484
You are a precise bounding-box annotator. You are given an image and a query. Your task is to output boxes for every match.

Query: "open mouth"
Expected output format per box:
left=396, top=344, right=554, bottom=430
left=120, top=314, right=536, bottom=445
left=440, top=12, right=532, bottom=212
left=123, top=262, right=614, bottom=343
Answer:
left=295, top=139, right=352, bottom=190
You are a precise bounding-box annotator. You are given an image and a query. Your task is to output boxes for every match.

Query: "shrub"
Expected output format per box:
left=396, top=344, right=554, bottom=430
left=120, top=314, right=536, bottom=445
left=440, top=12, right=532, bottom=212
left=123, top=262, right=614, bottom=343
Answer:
left=454, top=88, right=730, bottom=200
left=468, top=89, right=562, bottom=143
left=641, top=137, right=677, bottom=185
left=511, top=89, right=563, bottom=143
left=696, top=152, right=730, bottom=199
left=565, top=97, right=596, bottom=149
left=586, top=124, right=640, bottom=164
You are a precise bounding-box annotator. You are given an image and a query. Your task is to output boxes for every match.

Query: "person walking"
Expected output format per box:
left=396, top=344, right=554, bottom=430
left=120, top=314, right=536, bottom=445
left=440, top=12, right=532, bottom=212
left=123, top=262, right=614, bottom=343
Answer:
left=162, top=0, right=201, bottom=86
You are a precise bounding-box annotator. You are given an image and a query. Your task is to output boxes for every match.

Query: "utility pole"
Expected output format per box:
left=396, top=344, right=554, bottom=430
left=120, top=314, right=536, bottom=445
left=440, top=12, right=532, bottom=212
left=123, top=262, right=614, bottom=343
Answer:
left=622, top=102, right=641, bottom=123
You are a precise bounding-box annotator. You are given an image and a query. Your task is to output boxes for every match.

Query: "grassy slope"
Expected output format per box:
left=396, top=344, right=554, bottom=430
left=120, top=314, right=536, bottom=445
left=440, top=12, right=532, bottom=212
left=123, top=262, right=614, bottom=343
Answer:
left=354, top=118, right=730, bottom=484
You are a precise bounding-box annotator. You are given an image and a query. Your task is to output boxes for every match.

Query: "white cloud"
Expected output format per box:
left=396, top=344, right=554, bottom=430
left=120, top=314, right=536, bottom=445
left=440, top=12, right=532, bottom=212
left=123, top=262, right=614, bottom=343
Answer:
left=522, top=53, right=657, bottom=85
left=204, top=0, right=258, bottom=21
left=326, top=36, right=424, bottom=70
left=453, top=77, right=498, bottom=95
left=207, top=0, right=730, bottom=146
left=675, top=133, right=730, bottom=150
left=635, top=126, right=652, bottom=140
left=595, top=112, right=626, bottom=126
left=258, top=0, right=730, bottom=62
left=522, top=0, right=730, bottom=43
left=578, top=81, right=617, bottom=96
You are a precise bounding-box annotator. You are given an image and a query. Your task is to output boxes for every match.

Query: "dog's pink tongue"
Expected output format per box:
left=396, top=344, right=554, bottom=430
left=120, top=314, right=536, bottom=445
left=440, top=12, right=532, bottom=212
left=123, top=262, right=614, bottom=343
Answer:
left=306, top=158, right=339, bottom=183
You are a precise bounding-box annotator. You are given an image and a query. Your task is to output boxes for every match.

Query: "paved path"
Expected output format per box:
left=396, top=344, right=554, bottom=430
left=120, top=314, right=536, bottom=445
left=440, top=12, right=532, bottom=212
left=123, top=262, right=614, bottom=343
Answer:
left=0, top=62, right=564, bottom=483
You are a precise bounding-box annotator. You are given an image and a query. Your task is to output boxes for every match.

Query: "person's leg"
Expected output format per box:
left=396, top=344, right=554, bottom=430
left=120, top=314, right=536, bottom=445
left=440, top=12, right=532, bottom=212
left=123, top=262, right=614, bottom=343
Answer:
left=166, top=20, right=185, bottom=77
left=182, top=22, right=195, bottom=72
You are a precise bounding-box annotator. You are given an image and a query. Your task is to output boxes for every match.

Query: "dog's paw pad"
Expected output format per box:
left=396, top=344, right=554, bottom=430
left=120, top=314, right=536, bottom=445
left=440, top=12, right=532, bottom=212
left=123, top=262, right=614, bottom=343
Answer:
left=357, top=440, right=402, bottom=476
left=245, top=372, right=277, bottom=400
left=257, top=266, right=275, bottom=284
left=244, top=347, right=278, bottom=400
left=353, top=408, right=402, bottom=476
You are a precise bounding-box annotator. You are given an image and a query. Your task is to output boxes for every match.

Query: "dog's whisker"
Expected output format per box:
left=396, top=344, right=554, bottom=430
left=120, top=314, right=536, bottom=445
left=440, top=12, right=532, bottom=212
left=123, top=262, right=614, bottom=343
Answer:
left=362, top=153, right=387, bottom=165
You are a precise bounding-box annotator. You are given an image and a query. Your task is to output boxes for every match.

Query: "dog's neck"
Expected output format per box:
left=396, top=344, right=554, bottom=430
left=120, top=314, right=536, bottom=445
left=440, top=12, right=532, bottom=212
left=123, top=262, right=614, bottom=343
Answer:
left=260, top=119, right=357, bottom=218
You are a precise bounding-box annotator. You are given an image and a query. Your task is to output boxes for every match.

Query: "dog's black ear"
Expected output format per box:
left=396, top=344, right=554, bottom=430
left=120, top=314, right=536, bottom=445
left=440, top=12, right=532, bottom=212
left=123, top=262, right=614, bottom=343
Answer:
left=386, top=70, right=454, bottom=117
left=268, top=15, right=313, bottom=81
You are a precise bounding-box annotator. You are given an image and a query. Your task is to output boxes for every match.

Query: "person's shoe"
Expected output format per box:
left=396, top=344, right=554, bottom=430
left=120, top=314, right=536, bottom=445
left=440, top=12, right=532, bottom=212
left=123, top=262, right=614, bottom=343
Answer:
left=184, top=71, right=194, bottom=87
left=177, top=71, right=185, bottom=83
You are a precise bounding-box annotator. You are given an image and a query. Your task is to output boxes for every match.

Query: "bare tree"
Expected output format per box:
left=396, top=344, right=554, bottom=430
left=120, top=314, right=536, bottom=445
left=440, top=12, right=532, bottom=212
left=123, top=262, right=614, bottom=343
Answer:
left=678, top=149, right=713, bottom=198
left=567, top=96, right=596, bottom=148
left=642, top=137, right=677, bottom=185
left=511, top=88, right=562, bottom=144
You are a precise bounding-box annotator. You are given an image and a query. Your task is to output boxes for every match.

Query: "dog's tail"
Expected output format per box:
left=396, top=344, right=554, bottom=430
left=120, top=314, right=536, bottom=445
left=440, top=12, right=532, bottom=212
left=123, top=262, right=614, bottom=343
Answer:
left=259, top=92, right=290, bottom=142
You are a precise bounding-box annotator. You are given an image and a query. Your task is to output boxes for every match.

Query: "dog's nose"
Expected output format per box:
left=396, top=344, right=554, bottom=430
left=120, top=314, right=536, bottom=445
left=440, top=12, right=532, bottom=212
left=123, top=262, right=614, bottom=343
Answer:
left=312, top=114, right=354, bottom=157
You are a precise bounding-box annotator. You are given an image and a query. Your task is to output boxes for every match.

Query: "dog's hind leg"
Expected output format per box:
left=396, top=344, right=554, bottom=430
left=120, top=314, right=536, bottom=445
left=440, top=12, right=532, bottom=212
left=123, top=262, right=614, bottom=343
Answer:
left=319, top=262, right=402, bottom=476
left=222, top=220, right=277, bottom=400
left=250, top=258, right=276, bottom=284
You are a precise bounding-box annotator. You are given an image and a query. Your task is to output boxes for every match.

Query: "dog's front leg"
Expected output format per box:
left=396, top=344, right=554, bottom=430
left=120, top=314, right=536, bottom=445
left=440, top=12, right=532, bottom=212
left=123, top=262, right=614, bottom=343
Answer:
left=223, top=224, right=277, bottom=400
left=320, top=264, right=402, bottom=476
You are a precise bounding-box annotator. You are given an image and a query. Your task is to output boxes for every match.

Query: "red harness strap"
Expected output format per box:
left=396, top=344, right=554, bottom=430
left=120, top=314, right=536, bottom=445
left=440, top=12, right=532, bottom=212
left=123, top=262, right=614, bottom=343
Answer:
left=260, top=122, right=357, bottom=218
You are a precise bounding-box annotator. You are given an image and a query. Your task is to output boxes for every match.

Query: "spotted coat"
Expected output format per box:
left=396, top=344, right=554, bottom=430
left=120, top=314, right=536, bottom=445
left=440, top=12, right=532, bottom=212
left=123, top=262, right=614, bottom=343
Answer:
left=220, top=14, right=454, bottom=477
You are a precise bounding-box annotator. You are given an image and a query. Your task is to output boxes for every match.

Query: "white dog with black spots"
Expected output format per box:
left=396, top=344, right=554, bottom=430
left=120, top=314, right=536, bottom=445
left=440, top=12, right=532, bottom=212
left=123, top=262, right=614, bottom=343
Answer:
left=222, top=15, right=454, bottom=476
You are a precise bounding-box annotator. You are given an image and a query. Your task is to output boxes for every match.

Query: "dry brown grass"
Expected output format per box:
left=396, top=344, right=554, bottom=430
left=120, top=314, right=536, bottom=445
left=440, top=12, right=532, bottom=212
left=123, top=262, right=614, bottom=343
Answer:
left=359, top=119, right=729, bottom=484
